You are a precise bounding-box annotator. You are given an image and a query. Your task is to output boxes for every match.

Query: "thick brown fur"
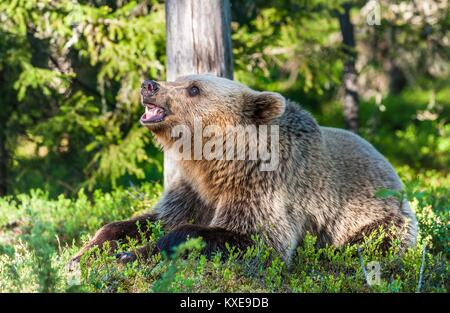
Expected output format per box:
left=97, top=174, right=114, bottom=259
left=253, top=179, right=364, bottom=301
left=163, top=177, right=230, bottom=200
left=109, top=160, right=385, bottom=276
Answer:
left=72, top=74, right=417, bottom=264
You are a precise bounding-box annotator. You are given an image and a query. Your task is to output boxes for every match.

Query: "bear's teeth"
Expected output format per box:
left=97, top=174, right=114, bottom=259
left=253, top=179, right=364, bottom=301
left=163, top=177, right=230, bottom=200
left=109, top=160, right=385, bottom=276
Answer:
left=142, top=104, right=165, bottom=123
left=145, top=106, right=161, bottom=116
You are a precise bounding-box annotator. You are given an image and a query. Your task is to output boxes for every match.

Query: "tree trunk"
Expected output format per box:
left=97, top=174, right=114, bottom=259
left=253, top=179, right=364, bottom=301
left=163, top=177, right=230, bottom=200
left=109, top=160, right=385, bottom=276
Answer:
left=164, top=0, right=233, bottom=187
left=0, top=70, right=7, bottom=196
left=338, top=3, right=359, bottom=133
left=381, top=27, right=406, bottom=95
left=0, top=131, right=7, bottom=196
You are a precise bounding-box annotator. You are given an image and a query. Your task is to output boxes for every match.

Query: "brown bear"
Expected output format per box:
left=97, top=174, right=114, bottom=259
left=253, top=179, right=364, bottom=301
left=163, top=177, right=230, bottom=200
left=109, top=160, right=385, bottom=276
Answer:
left=71, top=74, right=417, bottom=264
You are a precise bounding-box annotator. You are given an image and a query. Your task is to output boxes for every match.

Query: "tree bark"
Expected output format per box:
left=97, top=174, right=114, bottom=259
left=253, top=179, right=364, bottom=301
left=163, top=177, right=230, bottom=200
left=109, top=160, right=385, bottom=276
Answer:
left=0, top=130, right=7, bottom=196
left=0, top=70, right=7, bottom=196
left=165, top=0, right=233, bottom=187
left=166, top=0, right=233, bottom=81
left=381, top=27, right=406, bottom=95
left=338, top=3, right=359, bottom=133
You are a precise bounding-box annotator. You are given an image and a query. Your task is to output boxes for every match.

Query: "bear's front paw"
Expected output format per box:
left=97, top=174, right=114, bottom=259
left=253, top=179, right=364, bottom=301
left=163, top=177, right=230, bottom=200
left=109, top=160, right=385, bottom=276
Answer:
left=68, top=223, right=125, bottom=266
left=66, top=247, right=95, bottom=271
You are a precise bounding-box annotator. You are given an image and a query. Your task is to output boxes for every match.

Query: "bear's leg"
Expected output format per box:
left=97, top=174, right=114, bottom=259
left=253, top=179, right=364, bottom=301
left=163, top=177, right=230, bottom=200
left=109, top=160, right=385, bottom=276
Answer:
left=345, top=213, right=412, bottom=252
left=71, top=181, right=215, bottom=266
left=156, top=224, right=253, bottom=258
left=116, top=224, right=253, bottom=263
left=70, top=212, right=159, bottom=264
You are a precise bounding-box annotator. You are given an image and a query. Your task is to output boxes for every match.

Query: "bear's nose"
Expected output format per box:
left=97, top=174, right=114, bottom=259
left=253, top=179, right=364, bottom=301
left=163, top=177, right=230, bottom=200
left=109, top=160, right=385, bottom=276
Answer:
left=141, top=80, right=160, bottom=97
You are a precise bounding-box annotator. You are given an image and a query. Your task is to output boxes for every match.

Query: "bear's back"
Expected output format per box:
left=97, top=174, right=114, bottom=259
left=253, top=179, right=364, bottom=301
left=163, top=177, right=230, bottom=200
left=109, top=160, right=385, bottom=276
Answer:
left=278, top=102, right=402, bottom=193
left=320, top=126, right=402, bottom=192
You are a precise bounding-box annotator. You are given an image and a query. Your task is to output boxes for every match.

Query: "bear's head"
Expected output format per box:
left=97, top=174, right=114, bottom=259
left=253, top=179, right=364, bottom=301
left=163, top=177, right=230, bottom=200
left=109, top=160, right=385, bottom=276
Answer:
left=140, top=74, right=285, bottom=143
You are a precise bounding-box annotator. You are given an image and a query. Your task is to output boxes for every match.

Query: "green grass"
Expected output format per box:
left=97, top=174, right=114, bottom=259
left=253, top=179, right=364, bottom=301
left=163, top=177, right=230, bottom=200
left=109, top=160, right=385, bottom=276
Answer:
left=0, top=168, right=448, bottom=293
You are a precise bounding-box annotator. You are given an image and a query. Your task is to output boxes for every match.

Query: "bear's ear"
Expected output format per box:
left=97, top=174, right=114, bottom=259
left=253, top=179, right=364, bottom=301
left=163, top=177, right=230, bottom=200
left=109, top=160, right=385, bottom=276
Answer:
left=243, top=91, right=286, bottom=124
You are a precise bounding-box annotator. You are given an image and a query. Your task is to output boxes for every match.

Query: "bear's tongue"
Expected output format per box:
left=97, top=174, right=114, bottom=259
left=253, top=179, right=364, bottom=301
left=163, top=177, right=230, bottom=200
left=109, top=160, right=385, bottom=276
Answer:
left=141, top=104, right=166, bottom=123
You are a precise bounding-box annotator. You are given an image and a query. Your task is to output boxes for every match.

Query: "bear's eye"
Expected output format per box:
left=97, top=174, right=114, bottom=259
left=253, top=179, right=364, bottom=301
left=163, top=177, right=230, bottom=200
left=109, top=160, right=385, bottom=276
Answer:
left=188, top=86, right=200, bottom=97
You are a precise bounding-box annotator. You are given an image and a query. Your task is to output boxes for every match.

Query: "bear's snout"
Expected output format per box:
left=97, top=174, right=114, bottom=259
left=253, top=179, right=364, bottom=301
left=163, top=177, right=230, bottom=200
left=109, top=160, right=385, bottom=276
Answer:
left=141, top=80, right=160, bottom=98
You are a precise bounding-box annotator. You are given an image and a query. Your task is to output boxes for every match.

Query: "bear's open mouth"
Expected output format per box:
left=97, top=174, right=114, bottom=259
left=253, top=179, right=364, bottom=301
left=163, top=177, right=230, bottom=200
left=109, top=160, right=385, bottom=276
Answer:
left=141, top=103, right=167, bottom=124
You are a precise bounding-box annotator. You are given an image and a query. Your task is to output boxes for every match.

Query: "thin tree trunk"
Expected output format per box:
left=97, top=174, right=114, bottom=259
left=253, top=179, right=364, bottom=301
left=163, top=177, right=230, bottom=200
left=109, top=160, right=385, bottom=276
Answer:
left=338, top=3, right=359, bottom=133
left=381, top=27, right=406, bottom=94
left=165, top=0, right=233, bottom=187
left=0, top=69, right=7, bottom=196
left=0, top=108, right=9, bottom=196
left=0, top=116, right=7, bottom=196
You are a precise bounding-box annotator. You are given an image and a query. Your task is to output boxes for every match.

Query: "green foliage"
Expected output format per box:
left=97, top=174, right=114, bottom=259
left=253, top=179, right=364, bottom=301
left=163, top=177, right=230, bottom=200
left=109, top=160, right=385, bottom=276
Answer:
left=232, top=0, right=344, bottom=94
left=0, top=182, right=161, bottom=292
left=1, top=0, right=166, bottom=195
left=358, top=87, right=450, bottom=171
